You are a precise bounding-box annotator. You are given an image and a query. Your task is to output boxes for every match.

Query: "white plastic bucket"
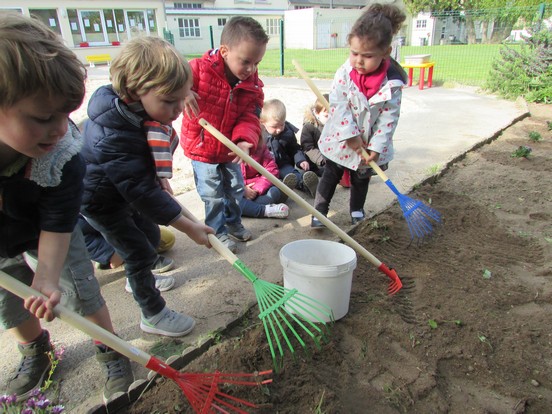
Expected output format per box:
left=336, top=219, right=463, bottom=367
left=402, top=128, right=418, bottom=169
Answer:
left=279, top=239, right=357, bottom=322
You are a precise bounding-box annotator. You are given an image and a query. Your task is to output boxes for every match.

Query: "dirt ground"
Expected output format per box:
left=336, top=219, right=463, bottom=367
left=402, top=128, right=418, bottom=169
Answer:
left=116, top=103, right=551, bottom=414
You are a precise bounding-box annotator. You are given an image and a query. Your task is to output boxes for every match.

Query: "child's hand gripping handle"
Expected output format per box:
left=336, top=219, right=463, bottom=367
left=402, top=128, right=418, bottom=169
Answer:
left=172, top=196, right=239, bottom=265
left=0, top=270, right=152, bottom=366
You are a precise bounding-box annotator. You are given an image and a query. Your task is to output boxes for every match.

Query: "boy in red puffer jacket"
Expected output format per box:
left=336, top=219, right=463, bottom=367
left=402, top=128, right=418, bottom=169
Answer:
left=181, top=16, right=268, bottom=253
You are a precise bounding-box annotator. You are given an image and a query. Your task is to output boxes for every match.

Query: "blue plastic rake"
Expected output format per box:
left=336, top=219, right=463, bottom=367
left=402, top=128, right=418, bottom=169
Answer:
left=373, top=167, right=442, bottom=240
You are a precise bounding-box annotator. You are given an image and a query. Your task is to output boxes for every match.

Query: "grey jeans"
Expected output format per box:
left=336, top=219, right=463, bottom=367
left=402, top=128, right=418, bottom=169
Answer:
left=0, top=227, right=105, bottom=330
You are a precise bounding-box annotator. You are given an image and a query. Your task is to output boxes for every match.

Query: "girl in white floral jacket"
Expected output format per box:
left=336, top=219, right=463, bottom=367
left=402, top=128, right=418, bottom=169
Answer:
left=312, top=3, right=407, bottom=227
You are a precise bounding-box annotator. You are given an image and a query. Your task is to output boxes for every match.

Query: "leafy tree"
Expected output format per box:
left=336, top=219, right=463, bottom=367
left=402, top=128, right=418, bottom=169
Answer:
left=403, top=0, right=550, bottom=44
left=485, top=29, right=552, bottom=102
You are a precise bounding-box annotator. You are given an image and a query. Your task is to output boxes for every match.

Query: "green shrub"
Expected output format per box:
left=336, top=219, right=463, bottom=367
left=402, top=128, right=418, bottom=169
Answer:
left=485, top=29, right=552, bottom=103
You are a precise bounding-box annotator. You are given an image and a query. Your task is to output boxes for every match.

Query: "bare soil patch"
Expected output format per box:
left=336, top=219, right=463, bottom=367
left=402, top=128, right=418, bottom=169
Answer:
left=119, top=104, right=552, bottom=414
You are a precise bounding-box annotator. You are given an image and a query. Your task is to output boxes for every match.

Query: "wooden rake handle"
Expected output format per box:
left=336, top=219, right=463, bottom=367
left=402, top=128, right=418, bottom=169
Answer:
left=291, top=59, right=390, bottom=182
left=172, top=195, right=258, bottom=284
left=0, top=270, right=152, bottom=367
left=198, top=118, right=384, bottom=270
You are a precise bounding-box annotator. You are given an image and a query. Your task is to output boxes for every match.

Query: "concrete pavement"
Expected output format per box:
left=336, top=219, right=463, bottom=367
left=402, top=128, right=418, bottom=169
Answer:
left=0, top=74, right=529, bottom=413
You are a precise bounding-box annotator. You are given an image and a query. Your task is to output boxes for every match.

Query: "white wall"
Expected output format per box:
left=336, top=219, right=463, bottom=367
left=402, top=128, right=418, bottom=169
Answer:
left=167, top=12, right=283, bottom=55
left=284, top=9, right=314, bottom=49
left=285, top=8, right=360, bottom=50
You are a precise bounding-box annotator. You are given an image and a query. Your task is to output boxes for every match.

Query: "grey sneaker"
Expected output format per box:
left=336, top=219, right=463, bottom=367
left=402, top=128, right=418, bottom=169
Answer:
left=6, top=330, right=52, bottom=401
left=302, top=171, right=319, bottom=198
left=95, top=344, right=134, bottom=403
left=217, top=233, right=237, bottom=253
left=125, top=275, right=176, bottom=293
left=227, top=222, right=252, bottom=241
left=151, top=255, right=174, bottom=274
left=283, top=172, right=298, bottom=189
left=140, top=307, right=196, bottom=337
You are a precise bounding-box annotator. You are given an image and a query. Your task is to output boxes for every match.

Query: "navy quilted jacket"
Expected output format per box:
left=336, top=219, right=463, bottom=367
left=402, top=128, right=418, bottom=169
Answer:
left=80, top=85, right=181, bottom=225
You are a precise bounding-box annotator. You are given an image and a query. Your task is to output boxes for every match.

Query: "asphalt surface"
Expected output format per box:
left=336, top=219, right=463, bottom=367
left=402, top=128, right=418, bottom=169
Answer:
left=0, top=70, right=529, bottom=413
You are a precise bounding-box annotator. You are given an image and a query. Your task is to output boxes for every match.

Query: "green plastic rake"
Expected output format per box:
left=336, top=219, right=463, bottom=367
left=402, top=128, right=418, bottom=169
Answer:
left=175, top=199, right=333, bottom=367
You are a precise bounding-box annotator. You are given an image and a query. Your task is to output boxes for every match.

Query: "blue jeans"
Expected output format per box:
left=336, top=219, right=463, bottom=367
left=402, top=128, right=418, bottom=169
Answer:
left=240, top=186, right=287, bottom=218
left=84, top=209, right=164, bottom=318
left=79, top=214, right=160, bottom=266
left=192, top=160, right=244, bottom=235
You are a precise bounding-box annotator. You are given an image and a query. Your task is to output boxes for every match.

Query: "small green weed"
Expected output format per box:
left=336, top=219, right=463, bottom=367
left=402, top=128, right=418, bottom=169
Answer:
left=547, top=120, right=552, bottom=131
left=511, top=145, right=532, bottom=158
left=383, top=383, right=412, bottom=412
left=149, top=338, right=189, bottom=359
left=478, top=333, right=493, bottom=350
left=409, top=333, right=420, bottom=348
left=314, top=390, right=326, bottom=414
left=528, top=131, right=542, bottom=142
left=426, top=164, right=441, bottom=175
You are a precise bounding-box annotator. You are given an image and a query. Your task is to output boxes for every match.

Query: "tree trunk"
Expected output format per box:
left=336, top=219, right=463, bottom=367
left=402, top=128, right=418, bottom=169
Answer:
left=481, top=20, right=489, bottom=44
left=490, top=21, right=514, bottom=43
left=466, top=15, right=477, bottom=44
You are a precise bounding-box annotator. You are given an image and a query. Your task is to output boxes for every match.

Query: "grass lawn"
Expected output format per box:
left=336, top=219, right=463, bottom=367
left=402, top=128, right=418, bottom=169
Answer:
left=255, top=43, right=517, bottom=86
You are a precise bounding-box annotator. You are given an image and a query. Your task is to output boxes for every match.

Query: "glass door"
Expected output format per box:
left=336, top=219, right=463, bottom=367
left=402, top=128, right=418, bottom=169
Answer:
left=79, top=10, right=108, bottom=45
left=125, top=10, right=148, bottom=39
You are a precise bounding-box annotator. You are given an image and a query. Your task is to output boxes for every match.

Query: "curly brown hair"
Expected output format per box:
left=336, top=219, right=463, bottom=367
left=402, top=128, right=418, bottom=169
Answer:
left=348, top=3, right=406, bottom=51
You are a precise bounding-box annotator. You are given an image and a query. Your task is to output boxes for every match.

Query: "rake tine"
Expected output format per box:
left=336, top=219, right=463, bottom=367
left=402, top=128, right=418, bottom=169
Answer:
left=257, top=293, right=287, bottom=363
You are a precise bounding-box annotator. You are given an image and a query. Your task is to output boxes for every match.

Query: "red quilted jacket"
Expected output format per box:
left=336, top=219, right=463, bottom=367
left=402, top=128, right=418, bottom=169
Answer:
left=180, top=49, right=264, bottom=163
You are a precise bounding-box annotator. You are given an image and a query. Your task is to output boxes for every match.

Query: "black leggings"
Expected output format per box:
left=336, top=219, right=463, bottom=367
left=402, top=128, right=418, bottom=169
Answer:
left=313, top=159, right=371, bottom=215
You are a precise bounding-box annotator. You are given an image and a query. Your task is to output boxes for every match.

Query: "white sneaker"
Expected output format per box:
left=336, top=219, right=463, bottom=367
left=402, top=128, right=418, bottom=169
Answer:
left=264, top=203, right=289, bottom=218
left=125, top=275, right=175, bottom=293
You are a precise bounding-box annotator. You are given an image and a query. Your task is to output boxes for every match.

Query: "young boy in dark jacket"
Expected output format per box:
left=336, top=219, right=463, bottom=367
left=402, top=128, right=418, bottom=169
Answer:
left=181, top=16, right=268, bottom=253
left=261, top=99, right=319, bottom=198
left=0, top=15, right=133, bottom=403
left=81, top=37, right=213, bottom=338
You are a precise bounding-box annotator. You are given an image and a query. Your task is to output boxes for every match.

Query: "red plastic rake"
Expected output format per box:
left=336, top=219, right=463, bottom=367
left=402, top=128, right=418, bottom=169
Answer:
left=0, top=270, right=272, bottom=413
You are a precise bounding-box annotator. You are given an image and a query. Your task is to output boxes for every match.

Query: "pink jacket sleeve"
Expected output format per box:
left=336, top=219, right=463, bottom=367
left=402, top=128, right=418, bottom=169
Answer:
left=243, top=146, right=279, bottom=195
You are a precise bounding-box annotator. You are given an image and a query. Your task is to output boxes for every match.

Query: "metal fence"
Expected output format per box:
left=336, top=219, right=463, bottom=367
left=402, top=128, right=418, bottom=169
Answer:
left=270, top=3, right=551, bottom=86
left=171, top=3, right=550, bottom=86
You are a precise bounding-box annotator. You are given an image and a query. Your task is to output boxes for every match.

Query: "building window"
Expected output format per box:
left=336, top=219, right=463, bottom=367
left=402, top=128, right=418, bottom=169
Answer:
left=217, top=18, right=227, bottom=27
left=67, top=8, right=155, bottom=46
left=179, top=18, right=200, bottom=38
left=174, top=3, right=203, bottom=8
left=29, top=9, right=61, bottom=35
left=266, top=18, right=280, bottom=36
left=416, top=20, right=427, bottom=29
